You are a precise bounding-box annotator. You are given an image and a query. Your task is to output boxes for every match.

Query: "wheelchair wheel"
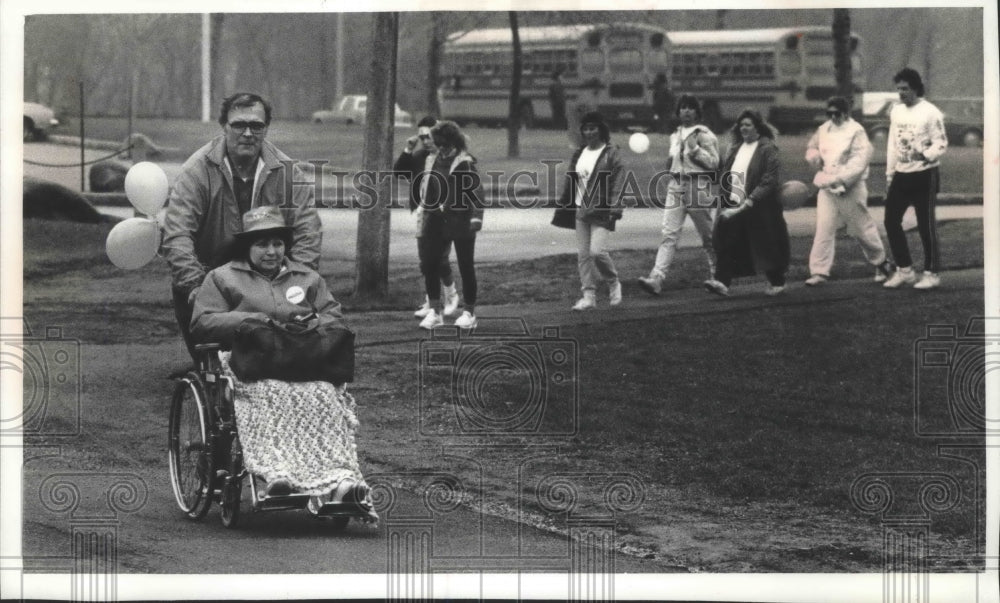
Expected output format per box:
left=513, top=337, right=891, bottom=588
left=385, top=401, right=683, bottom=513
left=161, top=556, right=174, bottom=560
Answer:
left=220, top=436, right=245, bottom=529
left=168, top=374, right=214, bottom=520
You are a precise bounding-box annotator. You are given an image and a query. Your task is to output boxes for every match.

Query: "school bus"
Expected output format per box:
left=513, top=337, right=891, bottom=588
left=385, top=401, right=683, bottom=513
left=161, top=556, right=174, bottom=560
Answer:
left=665, top=26, right=863, bottom=132
left=439, top=23, right=671, bottom=129
left=439, top=24, right=863, bottom=133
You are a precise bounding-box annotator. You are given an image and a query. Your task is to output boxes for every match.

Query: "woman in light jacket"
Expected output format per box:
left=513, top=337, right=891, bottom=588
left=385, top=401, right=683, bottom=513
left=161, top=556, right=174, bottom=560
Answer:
left=804, top=96, right=893, bottom=285
left=191, top=205, right=375, bottom=520
left=556, top=112, right=625, bottom=311
left=704, top=109, right=790, bottom=297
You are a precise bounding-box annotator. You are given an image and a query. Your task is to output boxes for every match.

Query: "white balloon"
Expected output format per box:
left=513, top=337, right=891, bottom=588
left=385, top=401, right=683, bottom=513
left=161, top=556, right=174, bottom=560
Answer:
left=124, top=161, right=169, bottom=216
left=106, top=217, right=160, bottom=270
left=628, top=132, right=650, bottom=154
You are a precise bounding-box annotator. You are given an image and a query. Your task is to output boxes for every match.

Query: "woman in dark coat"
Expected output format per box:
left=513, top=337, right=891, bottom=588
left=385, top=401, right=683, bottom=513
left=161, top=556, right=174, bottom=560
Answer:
left=554, top=111, right=625, bottom=311
left=704, top=109, right=790, bottom=297
left=394, top=120, right=484, bottom=329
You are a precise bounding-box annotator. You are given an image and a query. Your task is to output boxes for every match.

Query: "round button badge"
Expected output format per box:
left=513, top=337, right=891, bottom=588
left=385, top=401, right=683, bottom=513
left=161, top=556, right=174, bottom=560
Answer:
left=285, top=285, right=306, bottom=304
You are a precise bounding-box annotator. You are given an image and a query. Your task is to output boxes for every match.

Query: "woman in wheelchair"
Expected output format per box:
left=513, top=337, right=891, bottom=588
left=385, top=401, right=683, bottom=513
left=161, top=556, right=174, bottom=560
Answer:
left=189, top=205, right=375, bottom=521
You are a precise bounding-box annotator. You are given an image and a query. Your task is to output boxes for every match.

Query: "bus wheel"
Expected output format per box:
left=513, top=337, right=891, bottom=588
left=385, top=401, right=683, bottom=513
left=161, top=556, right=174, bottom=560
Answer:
left=519, top=102, right=535, bottom=129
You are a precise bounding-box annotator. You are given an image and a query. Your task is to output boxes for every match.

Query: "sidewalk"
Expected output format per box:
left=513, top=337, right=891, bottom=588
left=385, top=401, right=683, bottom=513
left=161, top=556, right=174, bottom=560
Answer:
left=347, top=267, right=987, bottom=352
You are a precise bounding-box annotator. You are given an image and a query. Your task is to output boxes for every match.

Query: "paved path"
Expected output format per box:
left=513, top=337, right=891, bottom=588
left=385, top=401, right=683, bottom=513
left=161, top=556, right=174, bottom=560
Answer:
left=25, top=142, right=982, bottom=264
left=90, top=204, right=982, bottom=264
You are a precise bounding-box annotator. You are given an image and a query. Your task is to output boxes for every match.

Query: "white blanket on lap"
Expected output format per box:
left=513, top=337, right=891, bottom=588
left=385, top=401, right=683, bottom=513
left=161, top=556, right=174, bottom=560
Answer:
left=220, top=352, right=364, bottom=494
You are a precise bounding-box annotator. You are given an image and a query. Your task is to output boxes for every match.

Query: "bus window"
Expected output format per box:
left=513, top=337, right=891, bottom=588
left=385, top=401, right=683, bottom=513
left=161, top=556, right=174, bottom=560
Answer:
left=676, top=53, right=697, bottom=76
left=647, top=48, right=668, bottom=72
left=778, top=49, right=801, bottom=76
left=762, top=53, right=775, bottom=75
left=732, top=53, right=746, bottom=75
left=704, top=53, right=720, bottom=76
left=719, top=53, right=732, bottom=76
left=581, top=48, right=604, bottom=73
left=747, top=52, right=761, bottom=75
left=609, top=49, right=642, bottom=73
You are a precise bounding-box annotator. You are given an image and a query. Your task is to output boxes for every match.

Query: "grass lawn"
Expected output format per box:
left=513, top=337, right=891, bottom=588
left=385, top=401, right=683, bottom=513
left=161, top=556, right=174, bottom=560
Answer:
left=22, top=217, right=986, bottom=571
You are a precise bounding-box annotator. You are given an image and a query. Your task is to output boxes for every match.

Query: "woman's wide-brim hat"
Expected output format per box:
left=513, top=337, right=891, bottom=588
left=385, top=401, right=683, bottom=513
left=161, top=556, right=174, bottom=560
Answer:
left=234, top=205, right=293, bottom=241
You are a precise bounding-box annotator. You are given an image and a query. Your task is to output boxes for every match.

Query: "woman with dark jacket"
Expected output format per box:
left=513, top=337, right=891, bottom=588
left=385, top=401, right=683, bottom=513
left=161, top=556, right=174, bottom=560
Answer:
left=704, top=109, right=790, bottom=297
left=394, top=120, right=484, bottom=329
left=556, top=112, right=625, bottom=311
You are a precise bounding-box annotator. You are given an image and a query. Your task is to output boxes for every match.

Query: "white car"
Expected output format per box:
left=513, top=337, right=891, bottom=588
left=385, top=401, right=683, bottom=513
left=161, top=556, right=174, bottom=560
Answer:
left=24, top=102, right=59, bottom=141
left=311, top=95, right=413, bottom=127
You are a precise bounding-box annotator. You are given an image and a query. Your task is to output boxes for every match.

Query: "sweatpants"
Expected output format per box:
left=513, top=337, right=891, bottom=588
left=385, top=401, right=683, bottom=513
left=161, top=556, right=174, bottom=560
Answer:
left=884, top=168, right=940, bottom=273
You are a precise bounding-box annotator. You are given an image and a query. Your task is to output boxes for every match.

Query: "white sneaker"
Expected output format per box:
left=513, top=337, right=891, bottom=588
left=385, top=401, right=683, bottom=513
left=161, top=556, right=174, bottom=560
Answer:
left=443, top=284, right=460, bottom=317
left=883, top=267, right=917, bottom=289
left=454, top=311, right=478, bottom=329
left=874, top=260, right=893, bottom=283
left=609, top=280, right=623, bottom=306
left=703, top=279, right=729, bottom=297
left=637, top=276, right=662, bottom=296
left=419, top=310, right=443, bottom=330
left=913, top=271, right=940, bottom=290
left=804, top=275, right=827, bottom=286
left=414, top=295, right=432, bottom=318
left=765, top=284, right=786, bottom=296
left=572, top=292, right=596, bottom=311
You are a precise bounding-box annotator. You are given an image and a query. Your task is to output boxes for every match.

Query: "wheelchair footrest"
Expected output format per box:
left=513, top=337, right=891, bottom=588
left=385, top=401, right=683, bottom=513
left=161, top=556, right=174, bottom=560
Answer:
left=256, top=493, right=311, bottom=511
left=314, top=501, right=373, bottom=517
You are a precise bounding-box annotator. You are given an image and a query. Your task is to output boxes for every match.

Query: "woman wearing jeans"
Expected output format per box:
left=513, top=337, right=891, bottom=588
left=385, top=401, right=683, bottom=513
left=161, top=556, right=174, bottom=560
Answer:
left=557, top=112, right=625, bottom=310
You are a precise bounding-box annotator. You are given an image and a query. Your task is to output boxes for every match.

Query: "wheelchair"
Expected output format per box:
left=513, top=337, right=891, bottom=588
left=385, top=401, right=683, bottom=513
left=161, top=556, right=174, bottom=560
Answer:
left=167, top=343, right=376, bottom=529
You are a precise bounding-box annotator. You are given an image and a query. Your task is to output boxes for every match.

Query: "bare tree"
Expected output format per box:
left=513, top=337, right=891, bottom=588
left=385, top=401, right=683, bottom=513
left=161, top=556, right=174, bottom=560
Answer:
left=716, top=10, right=728, bottom=29
left=426, top=12, right=447, bottom=117
left=506, top=11, right=522, bottom=158
left=832, top=9, right=854, bottom=103
left=354, top=13, right=399, bottom=298
left=210, top=14, right=225, bottom=106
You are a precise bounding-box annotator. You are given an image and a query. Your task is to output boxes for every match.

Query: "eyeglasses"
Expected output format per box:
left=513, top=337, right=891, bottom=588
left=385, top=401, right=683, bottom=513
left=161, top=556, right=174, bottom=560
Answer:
left=228, top=120, right=267, bottom=135
left=826, top=111, right=842, bottom=117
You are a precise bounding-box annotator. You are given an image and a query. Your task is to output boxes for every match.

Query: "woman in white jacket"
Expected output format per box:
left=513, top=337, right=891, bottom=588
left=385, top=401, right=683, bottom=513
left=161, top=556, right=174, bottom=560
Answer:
left=804, top=96, right=893, bottom=286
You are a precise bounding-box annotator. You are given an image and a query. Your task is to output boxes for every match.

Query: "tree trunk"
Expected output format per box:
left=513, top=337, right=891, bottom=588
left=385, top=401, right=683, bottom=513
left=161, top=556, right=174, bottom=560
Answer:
left=506, top=11, right=522, bottom=158
left=354, top=12, right=398, bottom=298
left=426, top=12, right=445, bottom=117
left=210, top=14, right=225, bottom=107
left=715, top=10, right=727, bottom=30
left=832, top=9, right=854, bottom=104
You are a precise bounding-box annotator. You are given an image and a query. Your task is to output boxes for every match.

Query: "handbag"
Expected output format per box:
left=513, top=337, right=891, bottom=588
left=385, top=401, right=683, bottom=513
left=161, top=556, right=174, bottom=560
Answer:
left=551, top=205, right=577, bottom=229
left=229, top=316, right=355, bottom=384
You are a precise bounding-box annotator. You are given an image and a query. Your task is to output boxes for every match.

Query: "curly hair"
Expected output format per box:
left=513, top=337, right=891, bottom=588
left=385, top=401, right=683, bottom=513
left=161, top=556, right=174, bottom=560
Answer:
left=729, top=108, right=775, bottom=147
left=430, top=120, right=468, bottom=152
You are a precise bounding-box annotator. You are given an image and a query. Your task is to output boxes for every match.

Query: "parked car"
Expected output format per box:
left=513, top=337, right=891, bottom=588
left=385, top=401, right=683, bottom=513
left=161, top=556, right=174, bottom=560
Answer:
left=863, top=96, right=983, bottom=147
left=311, top=95, right=413, bottom=128
left=24, top=102, right=59, bottom=142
